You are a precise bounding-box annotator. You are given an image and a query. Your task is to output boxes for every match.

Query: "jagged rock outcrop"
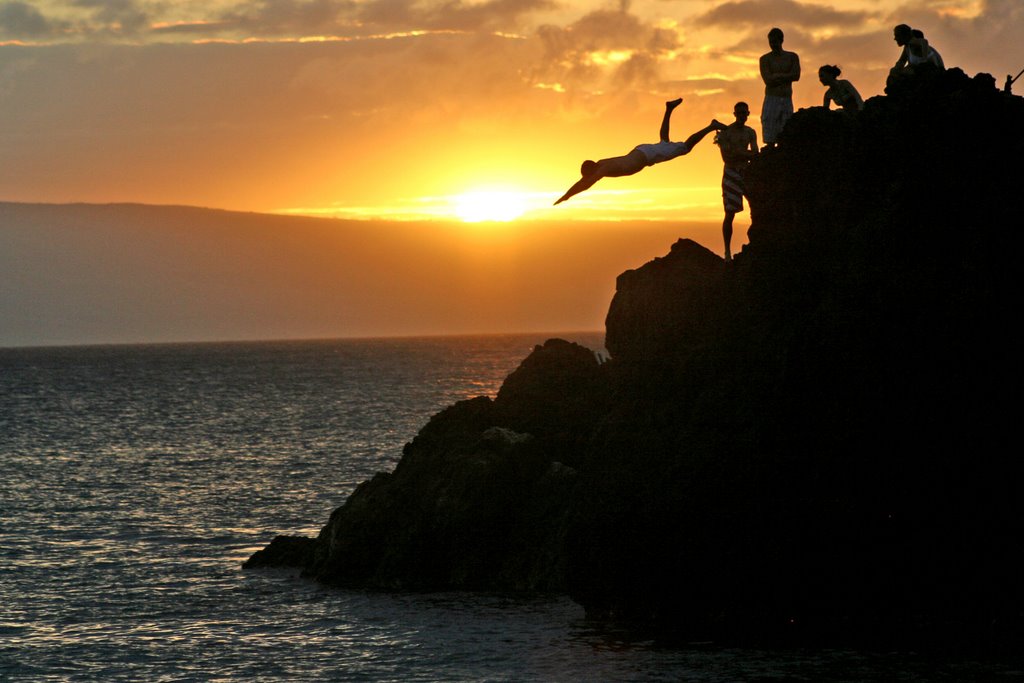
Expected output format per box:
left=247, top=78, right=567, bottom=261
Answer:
left=299, top=339, right=607, bottom=591
left=248, top=67, right=1023, bottom=640
left=242, top=535, right=317, bottom=569
left=604, top=238, right=724, bottom=366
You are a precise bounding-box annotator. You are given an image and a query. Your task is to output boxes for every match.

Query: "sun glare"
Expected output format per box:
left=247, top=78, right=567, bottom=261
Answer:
left=453, top=190, right=529, bottom=222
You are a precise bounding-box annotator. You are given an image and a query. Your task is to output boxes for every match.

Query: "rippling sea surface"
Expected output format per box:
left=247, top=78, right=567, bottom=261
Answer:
left=2, top=334, right=1021, bottom=682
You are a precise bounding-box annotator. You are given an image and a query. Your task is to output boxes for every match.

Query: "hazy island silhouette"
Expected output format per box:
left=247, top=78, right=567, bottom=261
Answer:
left=245, top=66, right=1024, bottom=643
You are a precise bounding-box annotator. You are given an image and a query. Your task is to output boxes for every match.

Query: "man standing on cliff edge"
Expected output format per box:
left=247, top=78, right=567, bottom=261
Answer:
left=715, top=102, right=759, bottom=262
left=760, top=27, right=800, bottom=147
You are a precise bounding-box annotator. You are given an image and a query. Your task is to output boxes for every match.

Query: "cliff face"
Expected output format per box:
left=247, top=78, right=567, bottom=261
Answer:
left=246, top=338, right=610, bottom=592
left=574, top=66, right=1024, bottom=634
left=247, top=67, right=1024, bottom=638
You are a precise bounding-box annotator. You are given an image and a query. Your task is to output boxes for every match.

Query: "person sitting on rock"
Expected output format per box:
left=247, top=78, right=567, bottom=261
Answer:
left=891, top=24, right=943, bottom=74
left=892, top=24, right=915, bottom=70
left=554, top=99, right=724, bottom=205
left=819, top=65, right=864, bottom=111
left=910, top=29, right=944, bottom=69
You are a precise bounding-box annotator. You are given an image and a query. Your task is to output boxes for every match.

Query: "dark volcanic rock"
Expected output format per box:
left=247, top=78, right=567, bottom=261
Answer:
left=565, top=67, right=1024, bottom=636
left=248, top=68, right=1024, bottom=641
left=242, top=535, right=316, bottom=569
left=604, top=238, right=724, bottom=366
left=494, top=338, right=607, bottom=465
left=285, top=340, right=608, bottom=591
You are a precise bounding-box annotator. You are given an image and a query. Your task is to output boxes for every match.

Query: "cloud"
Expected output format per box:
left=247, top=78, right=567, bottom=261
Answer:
left=531, top=7, right=681, bottom=90
left=284, top=31, right=538, bottom=112
left=202, top=0, right=552, bottom=39
left=1, top=0, right=554, bottom=42
left=805, top=31, right=892, bottom=69
left=696, top=0, right=875, bottom=31
left=0, top=1, right=69, bottom=38
left=969, top=0, right=1024, bottom=51
left=357, top=0, right=555, bottom=32
left=1, top=0, right=159, bottom=41
left=72, top=0, right=150, bottom=34
left=216, top=0, right=354, bottom=37
left=150, top=20, right=234, bottom=36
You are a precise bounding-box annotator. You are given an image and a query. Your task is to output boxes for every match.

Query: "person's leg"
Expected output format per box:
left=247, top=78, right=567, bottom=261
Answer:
left=723, top=211, right=735, bottom=261
left=721, top=165, right=745, bottom=260
left=762, top=96, right=779, bottom=146
left=777, top=97, right=794, bottom=142
left=682, top=120, right=725, bottom=151
left=659, top=98, right=683, bottom=142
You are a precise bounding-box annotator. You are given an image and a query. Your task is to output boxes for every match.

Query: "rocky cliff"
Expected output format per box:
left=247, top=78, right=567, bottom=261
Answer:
left=246, top=67, right=1024, bottom=640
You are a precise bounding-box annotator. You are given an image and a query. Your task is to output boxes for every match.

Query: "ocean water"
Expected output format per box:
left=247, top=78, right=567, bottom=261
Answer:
left=1, top=334, right=1020, bottom=682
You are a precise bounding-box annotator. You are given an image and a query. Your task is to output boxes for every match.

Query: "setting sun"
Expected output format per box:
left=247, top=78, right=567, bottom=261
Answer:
left=453, top=190, right=530, bottom=222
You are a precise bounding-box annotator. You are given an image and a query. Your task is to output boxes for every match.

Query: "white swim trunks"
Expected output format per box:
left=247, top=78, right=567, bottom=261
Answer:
left=633, top=141, right=690, bottom=166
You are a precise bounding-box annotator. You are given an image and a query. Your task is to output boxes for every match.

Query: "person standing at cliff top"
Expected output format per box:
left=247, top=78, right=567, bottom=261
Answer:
left=819, top=65, right=864, bottom=111
left=715, top=102, right=759, bottom=262
left=759, top=27, right=800, bottom=147
left=553, top=99, right=724, bottom=205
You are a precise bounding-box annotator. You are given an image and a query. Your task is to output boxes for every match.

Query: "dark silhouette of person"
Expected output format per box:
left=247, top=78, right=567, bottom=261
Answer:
left=759, top=27, right=800, bottom=147
left=910, top=29, right=944, bottom=69
left=1005, top=68, right=1024, bottom=94
left=819, top=65, right=864, bottom=111
left=891, top=24, right=915, bottom=70
left=891, top=24, right=943, bottom=74
left=554, top=99, right=724, bottom=205
left=714, top=102, right=758, bottom=261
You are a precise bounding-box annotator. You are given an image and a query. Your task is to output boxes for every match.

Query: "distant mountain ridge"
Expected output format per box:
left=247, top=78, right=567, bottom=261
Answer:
left=1, top=202, right=704, bottom=347
left=246, top=66, right=1024, bottom=642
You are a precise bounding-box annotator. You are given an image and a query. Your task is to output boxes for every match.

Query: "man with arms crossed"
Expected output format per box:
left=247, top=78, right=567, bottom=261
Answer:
left=760, top=27, right=800, bottom=146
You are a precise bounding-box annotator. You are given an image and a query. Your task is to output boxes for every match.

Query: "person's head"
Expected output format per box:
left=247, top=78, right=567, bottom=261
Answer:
left=907, top=29, right=928, bottom=54
left=768, top=27, right=784, bottom=50
left=581, top=160, right=598, bottom=177
left=894, top=24, right=913, bottom=46
left=818, top=64, right=841, bottom=85
left=733, top=101, right=750, bottom=124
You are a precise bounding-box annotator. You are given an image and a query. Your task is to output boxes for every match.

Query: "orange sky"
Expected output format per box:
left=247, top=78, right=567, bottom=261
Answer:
left=1, top=1, right=1022, bottom=346
left=2, top=0, right=1020, bottom=223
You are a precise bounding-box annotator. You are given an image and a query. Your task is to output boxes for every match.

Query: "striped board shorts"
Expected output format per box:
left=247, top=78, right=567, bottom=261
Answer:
left=761, top=95, right=793, bottom=144
left=722, top=166, right=746, bottom=213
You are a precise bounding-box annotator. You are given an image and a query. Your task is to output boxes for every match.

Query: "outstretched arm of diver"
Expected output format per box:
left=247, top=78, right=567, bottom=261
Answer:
left=554, top=174, right=600, bottom=205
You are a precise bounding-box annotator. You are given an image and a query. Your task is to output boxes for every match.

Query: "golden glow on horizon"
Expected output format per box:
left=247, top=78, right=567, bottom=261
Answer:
left=274, top=183, right=726, bottom=223
left=453, top=190, right=530, bottom=223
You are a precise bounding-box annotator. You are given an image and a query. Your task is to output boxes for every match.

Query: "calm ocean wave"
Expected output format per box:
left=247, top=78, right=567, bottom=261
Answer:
left=2, top=334, right=1020, bottom=681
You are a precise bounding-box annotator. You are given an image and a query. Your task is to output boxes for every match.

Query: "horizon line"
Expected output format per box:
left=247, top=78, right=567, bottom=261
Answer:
left=1, top=198, right=726, bottom=225
left=0, top=329, right=607, bottom=353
